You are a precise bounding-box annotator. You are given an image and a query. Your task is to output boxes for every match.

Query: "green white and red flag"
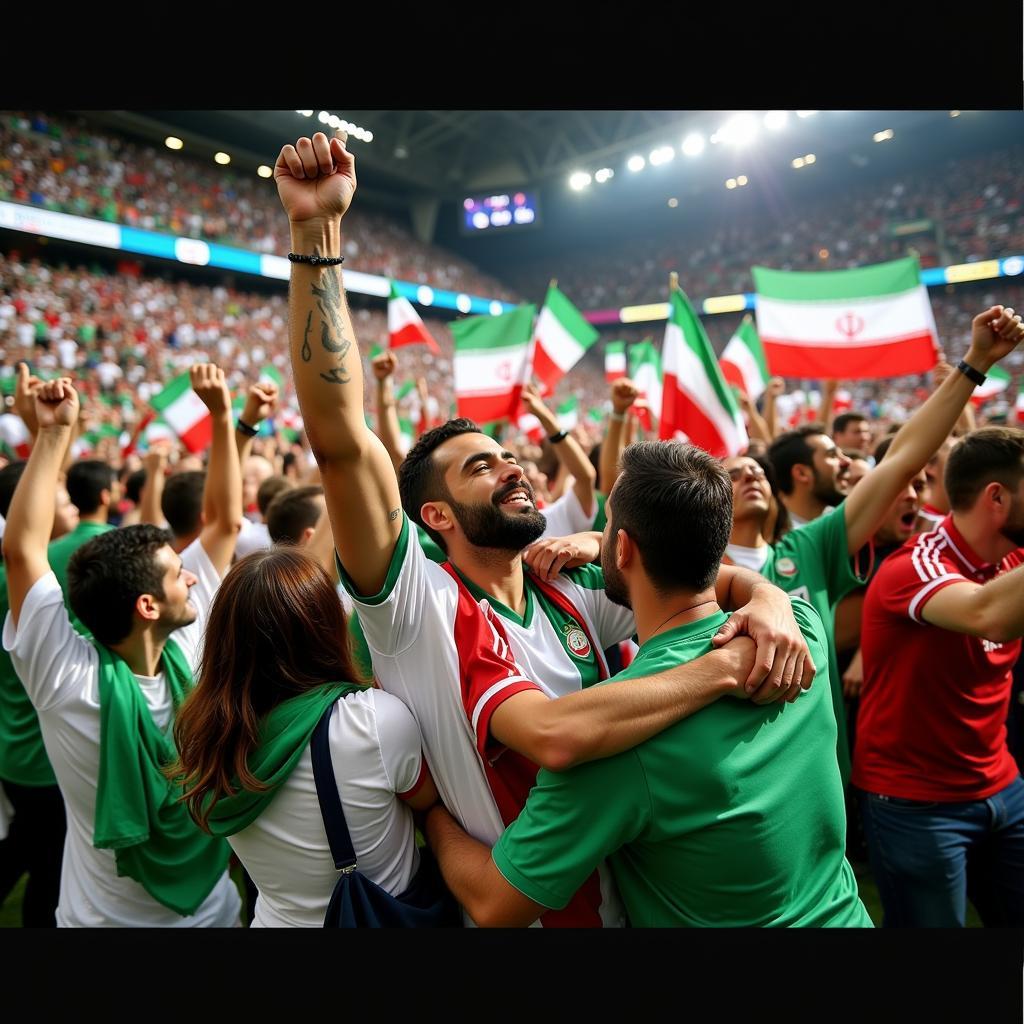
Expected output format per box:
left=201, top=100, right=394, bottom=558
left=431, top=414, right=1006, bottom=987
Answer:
left=752, top=257, right=939, bottom=379
left=970, top=364, right=1010, bottom=405
left=660, top=285, right=748, bottom=457
left=719, top=315, right=770, bottom=401
left=149, top=371, right=211, bottom=453
left=389, top=282, right=440, bottom=353
left=259, top=365, right=284, bottom=389
left=588, top=405, right=606, bottom=425
left=605, top=341, right=627, bottom=382
left=557, top=396, right=579, bottom=431
left=451, top=305, right=536, bottom=424
left=531, top=284, right=598, bottom=395
left=516, top=413, right=545, bottom=444
left=629, top=339, right=662, bottom=434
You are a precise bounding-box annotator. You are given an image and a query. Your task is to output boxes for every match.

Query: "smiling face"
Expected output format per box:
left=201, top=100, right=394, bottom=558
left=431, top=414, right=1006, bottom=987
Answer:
left=431, top=433, right=547, bottom=552
left=721, top=455, right=771, bottom=525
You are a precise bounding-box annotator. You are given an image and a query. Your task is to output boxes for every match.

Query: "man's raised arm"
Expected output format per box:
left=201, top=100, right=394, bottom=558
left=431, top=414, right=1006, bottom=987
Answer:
left=842, top=305, right=1024, bottom=554
left=276, top=131, right=402, bottom=596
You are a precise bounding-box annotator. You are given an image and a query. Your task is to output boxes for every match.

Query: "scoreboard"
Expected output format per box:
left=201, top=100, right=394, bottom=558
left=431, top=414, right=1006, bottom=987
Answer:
left=461, top=190, right=541, bottom=235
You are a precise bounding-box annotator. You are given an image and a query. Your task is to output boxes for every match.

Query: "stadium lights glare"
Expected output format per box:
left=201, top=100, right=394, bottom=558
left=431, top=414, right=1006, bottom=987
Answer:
left=725, top=178, right=737, bottom=189
left=164, top=137, right=183, bottom=151
left=296, top=110, right=314, bottom=117
left=873, top=129, right=895, bottom=142
left=365, top=132, right=374, bottom=142
left=717, top=112, right=758, bottom=147
left=328, top=115, right=341, bottom=128
left=569, top=171, right=592, bottom=191
left=668, top=198, right=679, bottom=208
left=796, top=111, right=818, bottom=118
left=594, top=168, right=614, bottom=183
left=214, top=152, right=231, bottom=165
left=792, top=157, right=805, bottom=169
left=318, top=111, right=330, bottom=124
left=627, top=154, right=646, bottom=172
left=257, top=165, right=273, bottom=178
left=804, top=153, right=816, bottom=164
left=950, top=110, right=961, bottom=117
left=737, top=175, right=748, bottom=186
left=681, top=132, right=705, bottom=157
left=650, top=146, right=675, bottom=166
left=763, top=110, right=788, bottom=131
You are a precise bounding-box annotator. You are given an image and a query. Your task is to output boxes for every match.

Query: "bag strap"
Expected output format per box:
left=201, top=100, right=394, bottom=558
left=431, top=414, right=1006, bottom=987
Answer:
left=310, top=702, right=357, bottom=873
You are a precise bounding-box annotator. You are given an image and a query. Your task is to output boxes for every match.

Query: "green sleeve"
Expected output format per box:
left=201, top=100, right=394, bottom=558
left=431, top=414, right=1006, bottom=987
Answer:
left=335, top=513, right=411, bottom=604
left=796, top=510, right=866, bottom=606
left=492, top=751, right=649, bottom=910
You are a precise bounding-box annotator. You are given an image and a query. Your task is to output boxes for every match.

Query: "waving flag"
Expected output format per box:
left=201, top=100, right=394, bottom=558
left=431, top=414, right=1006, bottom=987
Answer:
left=719, top=315, right=770, bottom=400
left=149, top=372, right=211, bottom=453
left=605, top=341, right=627, bottom=382
left=629, top=339, right=662, bottom=433
left=531, top=284, right=599, bottom=395
left=389, top=282, right=440, bottom=353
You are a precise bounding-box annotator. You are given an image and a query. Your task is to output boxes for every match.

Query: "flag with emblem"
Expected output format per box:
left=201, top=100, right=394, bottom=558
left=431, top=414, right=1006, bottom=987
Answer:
left=629, top=339, right=662, bottom=433
left=970, top=363, right=1010, bottom=405
left=389, top=281, right=440, bottom=353
left=605, top=341, right=627, bottom=382
left=451, top=304, right=536, bottom=423
left=531, top=284, right=599, bottom=395
left=149, top=371, right=212, bottom=453
left=660, top=284, right=748, bottom=457
left=753, top=257, right=939, bottom=379
left=719, top=314, right=770, bottom=401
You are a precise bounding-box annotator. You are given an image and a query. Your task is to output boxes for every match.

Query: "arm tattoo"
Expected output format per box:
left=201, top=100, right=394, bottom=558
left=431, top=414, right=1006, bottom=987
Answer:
left=301, top=311, right=312, bottom=362
left=308, top=271, right=353, bottom=382
left=389, top=509, right=400, bottom=522
left=319, top=367, right=351, bottom=385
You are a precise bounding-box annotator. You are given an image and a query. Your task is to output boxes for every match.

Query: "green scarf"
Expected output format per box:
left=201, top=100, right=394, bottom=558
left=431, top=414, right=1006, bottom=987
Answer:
left=93, top=638, right=231, bottom=917
left=204, top=682, right=366, bottom=838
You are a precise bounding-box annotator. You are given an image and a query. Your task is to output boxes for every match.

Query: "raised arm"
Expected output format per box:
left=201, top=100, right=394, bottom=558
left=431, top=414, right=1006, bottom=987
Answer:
left=842, top=305, right=1024, bottom=554
left=762, top=377, right=785, bottom=439
left=919, top=561, right=1024, bottom=643
left=276, top=131, right=402, bottom=596
left=739, top=389, right=772, bottom=445
left=138, top=442, right=170, bottom=527
left=234, top=380, right=280, bottom=470
left=2, top=378, right=78, bottom=626
left=371, top=350, right=405, bottom=473
left=521, top=384, right=596, bottom=517
left=191, top=364, right=243, bottom=576
left=599, top=377, right=638, bottom=493
left=821, top=378, right=839, bottom=433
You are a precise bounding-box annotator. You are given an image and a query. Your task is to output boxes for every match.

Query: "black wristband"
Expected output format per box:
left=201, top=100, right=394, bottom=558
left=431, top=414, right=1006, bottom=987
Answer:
left=548, top=429, right=569, bottom=444
left=956, top=359, right=987, bottom=387
left=236, top=418, right=258, bottom=437
left=287, top=253, right=344, bottom=266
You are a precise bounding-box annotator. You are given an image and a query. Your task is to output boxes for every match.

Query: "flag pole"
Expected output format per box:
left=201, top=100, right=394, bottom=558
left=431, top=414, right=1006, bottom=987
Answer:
left=669, top=271, right=678, bottom=292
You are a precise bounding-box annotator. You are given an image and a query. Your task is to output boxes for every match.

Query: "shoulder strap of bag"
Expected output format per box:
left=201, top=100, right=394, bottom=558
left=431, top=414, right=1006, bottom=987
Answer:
left=310, top=702, right=357, bottom=873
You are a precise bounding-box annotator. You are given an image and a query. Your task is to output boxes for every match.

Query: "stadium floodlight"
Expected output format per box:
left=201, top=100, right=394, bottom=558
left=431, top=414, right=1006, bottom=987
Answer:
left=725, top=178, right=737, bottom=189
left=949, top=110, right=961, bottom=117
left=214, top=152, right=231, bottom=165
left=717, top=112, right=758, bottom=147
left=804, top=153, right=816, bottom=164
left=627, top=154, right=646, bottom=172
left=296, top=110, right=314, bottom=117
left=668, top=197, right=679, bottom=208
left=489, top=301, right=504, bottom=317
left=763, top=110, right=788, bottom=131
left=164, top=137, right=184, bottom=151
left=417, top=286, right=434, bottom=306
left=257, top=165, right=273, bottom=178
left=796, top=111, right=818, bottom=118
left=681, top=132, right=705, bottom=157
left=736, top=175, right=748, bottom=186
left=792, top=157, right=805, bottom=169
left=365, top=131, right=374, bottom=142
left=328, top=115, right=341, bottom=129
left=594, top=168, right=614, bottom=183
left=649, top=146, right=675, bottom=166
left=873, top=129, right=894, bottom=142
left=569, top=171, right=592, bottom=191
left=456, top=294, right=473, bottom=313
left=318, top=111, right=330, bottom=124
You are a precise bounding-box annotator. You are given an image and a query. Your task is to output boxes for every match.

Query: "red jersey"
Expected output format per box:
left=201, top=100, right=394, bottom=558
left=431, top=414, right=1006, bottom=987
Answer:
left=853, top=515, right=1022, bottom=801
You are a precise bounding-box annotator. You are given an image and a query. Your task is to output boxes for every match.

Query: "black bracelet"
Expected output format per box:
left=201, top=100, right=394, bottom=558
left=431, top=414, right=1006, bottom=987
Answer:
left=236, top=418, right=258, bottom=437
left=956, top=359, right=987, bottom=387
left=548, top=429, right=569, bottom=444
left=287, top=253, right=344, bottom=266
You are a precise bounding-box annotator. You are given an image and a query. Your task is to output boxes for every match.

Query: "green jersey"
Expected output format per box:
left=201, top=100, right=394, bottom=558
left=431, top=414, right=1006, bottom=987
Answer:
left=492, top=600, right=871, bottom=928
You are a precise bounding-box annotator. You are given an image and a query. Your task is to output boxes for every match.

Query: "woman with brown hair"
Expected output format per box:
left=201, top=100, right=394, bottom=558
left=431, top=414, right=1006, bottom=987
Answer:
left=171, top=547, right=439, bottom=927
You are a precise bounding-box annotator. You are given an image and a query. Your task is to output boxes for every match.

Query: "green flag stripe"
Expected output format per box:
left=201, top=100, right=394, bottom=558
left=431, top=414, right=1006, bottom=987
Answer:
left=546, top=286, right=599, bottom=347
left=671, top=289, right=740, bottom=418
left=738, top=316, right=770, bottom=379
left=752, top=257, right=921, bottom=302
left=149, top=372, right=192, bottom=411
left=451, top=305, right=536, bottom=352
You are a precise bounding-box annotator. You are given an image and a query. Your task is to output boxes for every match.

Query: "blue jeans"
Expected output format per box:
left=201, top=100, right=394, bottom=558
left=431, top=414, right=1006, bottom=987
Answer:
left=857, top=776, right=1024, bottom=927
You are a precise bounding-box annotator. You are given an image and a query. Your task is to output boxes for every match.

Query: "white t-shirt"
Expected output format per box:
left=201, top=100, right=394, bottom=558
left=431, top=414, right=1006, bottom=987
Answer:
left=724, top=543, right=770, bottom=572
left=234, top=518, right=272, bottom=560
left=229, top=688, right=426, bottom=928
left=540, top=489, right=598, bottom=539
left=2, top=538, right=240, bottom=927
left=340, top=515, right=633, bottom=927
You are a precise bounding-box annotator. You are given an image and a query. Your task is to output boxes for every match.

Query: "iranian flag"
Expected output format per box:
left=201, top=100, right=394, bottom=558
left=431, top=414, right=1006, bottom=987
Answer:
left=753, top=257, right=939, bottom=379
left=971, top=364, right=1010, bottom=405
left=0, top=414, right=32, bottom=458
left=605, top=341, right=627, bottom=382
left=1017, top=392, right=1024, bottom=424
left=389, top=282, right=440, bottom=353
left=557, top=396, right=579, bottom=432
left=629, top=340, right=662, bottom=433
left=660, top=284, right=747, bottom=456
left=451, top=305, right=536, bottom=424
left=719, top=315, right=770, bottom=400
left=516, top=413, right=545, bottom=444
left=531, top=284, right=599, bottom=395
left=149, top=371, right=212, bottom=453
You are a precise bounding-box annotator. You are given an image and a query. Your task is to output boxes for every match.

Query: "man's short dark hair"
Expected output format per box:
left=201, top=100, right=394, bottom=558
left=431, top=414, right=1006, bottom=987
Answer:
left=66, top=459, right=116, bottom=516
left=611, top=441, right=733, bottom=594
left=124, top=468, right=147, bottom=505
left=266, top=485, right=324, bottom=545
left=945, top=427, right=1024, bottom=512
left=257, top=475, right=293, bottom=518
left=833, top=412, right=868, bottom=436
left=768, top=424, right=826, bottom=495
left=161, top=471, right=205, bottom=538
left=67, top=524, right=173, bottom=645
left=398, top=418, right=482, bottom=552
left=0, top=461, right=27, bottom=518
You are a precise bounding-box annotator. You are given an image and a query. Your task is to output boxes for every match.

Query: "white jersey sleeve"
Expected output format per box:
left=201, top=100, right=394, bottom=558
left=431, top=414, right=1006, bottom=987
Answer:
left=540, top=490, right=597, bottom=540
left=3, top=572, right=97, bottom=713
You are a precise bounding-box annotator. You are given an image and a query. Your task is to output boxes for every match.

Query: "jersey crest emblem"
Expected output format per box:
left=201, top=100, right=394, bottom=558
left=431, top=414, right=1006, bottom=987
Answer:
left=562, top=623, right=592, bottom=659
left=775, top=557, right=798, bottom=578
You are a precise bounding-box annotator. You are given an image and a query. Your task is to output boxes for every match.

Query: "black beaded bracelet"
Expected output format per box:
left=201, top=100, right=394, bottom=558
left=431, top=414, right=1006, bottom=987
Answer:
left=236, top=418, right=258, bottom=437
left=956, top=359, right=987, bottom=387
left=287, top=253, right=345, bottom=266
left=548, top=429, right=569, bottom=444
